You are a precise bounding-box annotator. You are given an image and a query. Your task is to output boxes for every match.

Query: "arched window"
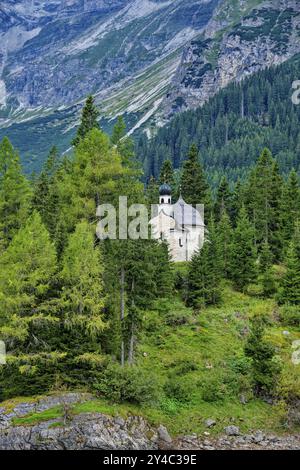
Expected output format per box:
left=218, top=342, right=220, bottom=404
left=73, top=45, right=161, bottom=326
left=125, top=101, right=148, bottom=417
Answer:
left=161, top=198, right=164, bottom=204
left=168, top=198, right=171, bottom=204
left=179, top=238, right=183, bottom=247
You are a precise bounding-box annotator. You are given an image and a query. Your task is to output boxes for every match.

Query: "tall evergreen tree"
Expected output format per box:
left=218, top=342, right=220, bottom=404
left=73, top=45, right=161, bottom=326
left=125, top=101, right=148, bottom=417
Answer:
left=186, top=219, right=221, bottom=309
left=159, top=159, right=175, bottom=190
left=180, top=144, right=209, bottom=207
left=216, top=209, right=233, bottom=278
left=111, top=116, right=126, bottom=146
left=0, top=137, right=31, bottom=250
left=214, top=176, right=231, bottom=221
left=145, top=176, right=159, bottom=207
left=278, top=222, right=300, bottom=305
left=245, top=316, right=281, bottom=396
left=245, top=148, right=283, bottom=260
left=280, top=169, right=300, bottom=247
left=259, top=240, right=276, bottom=297
left=72, top=95, right=100, bottom=147
left=32, top=146, right=61, bottom=240
left=230, top=206, right=257, bottom=291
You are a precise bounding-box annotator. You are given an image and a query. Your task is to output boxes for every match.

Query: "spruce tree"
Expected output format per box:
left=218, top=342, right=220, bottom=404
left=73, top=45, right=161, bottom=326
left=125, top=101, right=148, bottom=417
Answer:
left=280, top=169, right=300, bottom=248
left=214, top=176, right=232, bottom=222
left=111, top=116, right=126, bottom=145
left=72, top=95, right=100, bottom=146
left=180, top=144, right=209, bottom=209
left=159, top=159, right=175, bottom=191
left=259, top=240, right=276, bottom=297
left=32, top=146, right=61, bottom=240
left=278, top=222, right=300, bottom=304
left=216, top=209, right=233, bottom=278
left=245, top=148, right=283, bottom=260
left=245, top=316, right=281, bottom=396
left=230, top=206, right=257, bottom=291
left=0, top=137, right=31, bottom=250
left=186, top=219, right=221, bottom=309
left=145, top=176, right=159, bottom=206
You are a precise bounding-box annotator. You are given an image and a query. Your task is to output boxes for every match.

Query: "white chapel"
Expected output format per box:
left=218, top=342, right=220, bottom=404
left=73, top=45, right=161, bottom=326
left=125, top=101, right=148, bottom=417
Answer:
left=149, top=183, right=205, bottom=262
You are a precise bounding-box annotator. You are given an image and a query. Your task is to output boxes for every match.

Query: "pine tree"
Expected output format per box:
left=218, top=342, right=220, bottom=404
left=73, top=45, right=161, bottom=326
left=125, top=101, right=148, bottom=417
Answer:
left=230, top=206, right=257, bottom=291
left=180, top=144, right=209, bottom=209
left=0, top=137, right=31, bottom=250
left=186, top=219, right=222, bottom=309
left=72, top=95, right=100, bottom=147
left=278, top=222, right=300, bottom=304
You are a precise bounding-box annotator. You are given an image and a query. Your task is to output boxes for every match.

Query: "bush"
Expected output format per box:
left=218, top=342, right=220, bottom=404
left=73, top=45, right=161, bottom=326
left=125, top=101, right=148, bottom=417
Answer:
left=159, top=397, right=180, bottom=415
left=164, top=377, right=194, bottom=403
left=279, top=305, right=300, bottom=327
left=94, top=364, right=160, bottom=405
left=168, top=359, right=198, bottom=375
left=199, top=374, right=228, bottom=402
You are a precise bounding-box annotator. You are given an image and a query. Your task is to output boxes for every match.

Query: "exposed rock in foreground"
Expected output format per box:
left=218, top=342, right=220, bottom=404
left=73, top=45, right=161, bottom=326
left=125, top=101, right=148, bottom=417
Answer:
left=0, top=394, right=299, bottom=450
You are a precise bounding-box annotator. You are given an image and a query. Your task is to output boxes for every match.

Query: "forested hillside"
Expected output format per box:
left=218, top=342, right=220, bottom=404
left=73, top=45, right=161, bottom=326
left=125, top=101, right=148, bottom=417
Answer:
left=0, top=97, right=299, bottom=437
left=137, top=54, right=300, bottom=185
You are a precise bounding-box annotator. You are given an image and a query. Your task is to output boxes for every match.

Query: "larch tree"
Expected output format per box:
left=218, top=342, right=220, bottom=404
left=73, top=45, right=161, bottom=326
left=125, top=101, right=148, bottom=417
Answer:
left=0, top=211, right=57, bottom=346
left=60, top=221, right=106, bottom=338
left=0, top=137, right=31, bottom=250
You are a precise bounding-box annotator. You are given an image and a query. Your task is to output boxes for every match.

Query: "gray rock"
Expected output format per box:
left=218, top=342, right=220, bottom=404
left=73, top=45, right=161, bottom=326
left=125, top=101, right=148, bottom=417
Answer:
left=157, top=425, right=172, bottom=444
left=205, top=419, right=216, bottom=428
left=224, top=426, right=240, bottom=436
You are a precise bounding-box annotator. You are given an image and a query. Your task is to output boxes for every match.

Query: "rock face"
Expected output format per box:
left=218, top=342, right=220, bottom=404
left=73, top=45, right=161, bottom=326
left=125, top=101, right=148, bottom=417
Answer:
left=0, top=0, right=219, bottom=110
left=0, top=393, right=299, bottom=450
left=1, top=0, right=300, bottom=168
left=0, top=413, right=158, bottom=450
left=162, top=0, right=300, bottom=118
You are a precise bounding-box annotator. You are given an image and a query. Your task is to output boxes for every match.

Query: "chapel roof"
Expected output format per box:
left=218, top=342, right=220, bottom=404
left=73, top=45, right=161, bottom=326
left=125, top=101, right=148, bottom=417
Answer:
left=172, top=196, right=204, bottom=227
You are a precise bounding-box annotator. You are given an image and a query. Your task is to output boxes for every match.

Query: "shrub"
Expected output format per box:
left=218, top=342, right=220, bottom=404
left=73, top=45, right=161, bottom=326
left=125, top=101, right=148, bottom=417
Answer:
left=159, top=397, right=180, bottom=415
left=199, top=374, right=228, bottom=402
left=168, top=359, right=198, bottom=375
left=164, top=377, right=194, bottom=403
left=94, top=364, right=160, bottom=405
left=279, top=305, right=300, bottom=327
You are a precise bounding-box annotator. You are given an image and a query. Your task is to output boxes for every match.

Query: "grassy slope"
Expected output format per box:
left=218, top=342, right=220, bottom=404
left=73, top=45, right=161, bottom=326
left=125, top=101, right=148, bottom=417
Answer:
left=5, top=268, right=300, bottom=437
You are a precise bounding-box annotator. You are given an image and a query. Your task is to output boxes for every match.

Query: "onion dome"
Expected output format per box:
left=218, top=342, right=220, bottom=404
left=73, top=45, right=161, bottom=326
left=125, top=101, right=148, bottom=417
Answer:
left=159, top=183, right=171, bottom=196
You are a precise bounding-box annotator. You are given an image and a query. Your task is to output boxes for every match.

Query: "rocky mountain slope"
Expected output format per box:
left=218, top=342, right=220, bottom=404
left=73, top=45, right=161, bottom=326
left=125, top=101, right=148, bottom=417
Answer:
left=162, top=0, right=300, bottom=119
left=0, top=0, right=300, bottom=170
